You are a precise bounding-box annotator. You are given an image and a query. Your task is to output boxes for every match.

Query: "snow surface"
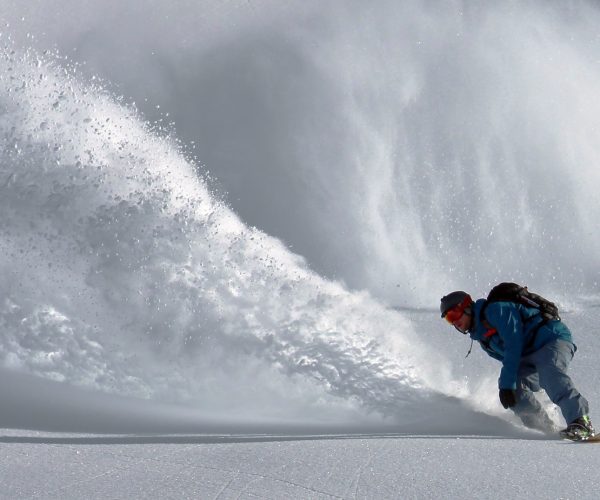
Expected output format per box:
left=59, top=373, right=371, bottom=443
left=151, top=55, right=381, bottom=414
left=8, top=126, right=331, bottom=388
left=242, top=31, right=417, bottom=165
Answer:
left=1, top=428, right=598, bottom=500
left=2, top=1, right=600, bottom=498
left=0, top=306, right=598, bottom=499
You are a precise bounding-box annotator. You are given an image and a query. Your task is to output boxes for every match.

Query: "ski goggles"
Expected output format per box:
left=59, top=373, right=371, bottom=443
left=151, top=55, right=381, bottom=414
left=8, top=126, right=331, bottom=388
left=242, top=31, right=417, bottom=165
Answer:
left=443, top=306, right=465, bottom=324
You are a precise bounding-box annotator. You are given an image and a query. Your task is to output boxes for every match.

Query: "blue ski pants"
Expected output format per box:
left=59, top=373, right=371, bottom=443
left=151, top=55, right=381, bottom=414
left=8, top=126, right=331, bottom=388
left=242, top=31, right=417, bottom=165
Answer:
left=513, top=339, right=589, bottom=425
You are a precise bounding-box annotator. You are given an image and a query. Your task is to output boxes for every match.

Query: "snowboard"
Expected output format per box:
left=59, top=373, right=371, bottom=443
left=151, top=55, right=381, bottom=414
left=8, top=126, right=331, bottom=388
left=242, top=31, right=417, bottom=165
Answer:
left=578, top=434, right=600, bottom=443
left=564, top=434, right=600, bottom=443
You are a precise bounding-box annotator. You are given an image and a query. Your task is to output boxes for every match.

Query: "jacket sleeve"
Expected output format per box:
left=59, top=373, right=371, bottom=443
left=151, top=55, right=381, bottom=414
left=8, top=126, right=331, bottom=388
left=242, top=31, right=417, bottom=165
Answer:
left=486, top=303, right=524, bottom=390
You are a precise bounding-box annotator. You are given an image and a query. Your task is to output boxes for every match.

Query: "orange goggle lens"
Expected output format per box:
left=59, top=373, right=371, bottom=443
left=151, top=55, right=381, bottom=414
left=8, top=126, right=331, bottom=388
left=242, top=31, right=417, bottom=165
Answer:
left=444, top=306, right=464, bottom=324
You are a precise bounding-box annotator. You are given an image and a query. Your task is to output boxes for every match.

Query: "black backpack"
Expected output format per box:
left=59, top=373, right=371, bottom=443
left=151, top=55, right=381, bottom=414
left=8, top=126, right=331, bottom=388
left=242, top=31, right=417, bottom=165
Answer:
left=482, top=282, right=560, bottom=322
left=465, top=282, right=560, bottom=358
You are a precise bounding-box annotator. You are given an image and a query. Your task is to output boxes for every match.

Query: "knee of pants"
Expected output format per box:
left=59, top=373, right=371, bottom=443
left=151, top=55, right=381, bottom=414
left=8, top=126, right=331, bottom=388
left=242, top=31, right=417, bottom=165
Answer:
left=514, top=389, right=543, bottom=412
left=517, top=375, right=540, bottom=393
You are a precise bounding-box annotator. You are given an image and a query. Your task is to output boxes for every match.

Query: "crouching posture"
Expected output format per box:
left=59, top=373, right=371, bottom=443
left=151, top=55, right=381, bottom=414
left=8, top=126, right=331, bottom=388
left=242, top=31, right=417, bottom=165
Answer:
left=440, top=288, right=594, bottom=441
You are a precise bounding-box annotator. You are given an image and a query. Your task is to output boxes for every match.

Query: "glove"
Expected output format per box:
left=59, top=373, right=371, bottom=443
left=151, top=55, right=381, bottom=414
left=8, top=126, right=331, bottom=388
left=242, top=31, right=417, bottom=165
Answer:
left=499, top=389, right=517, bottom=409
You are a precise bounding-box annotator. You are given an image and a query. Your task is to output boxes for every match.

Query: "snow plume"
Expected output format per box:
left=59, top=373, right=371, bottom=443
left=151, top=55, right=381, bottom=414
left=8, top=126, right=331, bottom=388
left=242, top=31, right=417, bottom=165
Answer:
left=0, top=45, right=474, bottom=429
left=5, top=0, right=597, bottom=433
left=9, top=1, right=600, bottom=305
left=4, top=0, right=600, bottom=307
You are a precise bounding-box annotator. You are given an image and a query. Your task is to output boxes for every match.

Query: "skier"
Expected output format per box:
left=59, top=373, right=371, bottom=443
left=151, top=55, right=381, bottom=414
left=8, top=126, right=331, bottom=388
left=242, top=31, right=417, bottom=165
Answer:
left=440, top=290, right=595, bottom=441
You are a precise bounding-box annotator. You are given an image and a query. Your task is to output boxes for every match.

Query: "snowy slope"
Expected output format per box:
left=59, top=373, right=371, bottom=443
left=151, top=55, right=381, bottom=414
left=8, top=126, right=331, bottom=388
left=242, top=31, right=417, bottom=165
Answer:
left=1, top=303, right=598, bottom=499
left=2, top=430, right=599, bottom=499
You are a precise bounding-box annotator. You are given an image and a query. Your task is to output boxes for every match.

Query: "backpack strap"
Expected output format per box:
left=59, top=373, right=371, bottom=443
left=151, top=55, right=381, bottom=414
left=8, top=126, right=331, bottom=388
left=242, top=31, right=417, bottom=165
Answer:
left=484, top=327, right=497, bottom=338
left=479, top=300, right=548, bottom=350
left=479, top=301, right=497, bottom=336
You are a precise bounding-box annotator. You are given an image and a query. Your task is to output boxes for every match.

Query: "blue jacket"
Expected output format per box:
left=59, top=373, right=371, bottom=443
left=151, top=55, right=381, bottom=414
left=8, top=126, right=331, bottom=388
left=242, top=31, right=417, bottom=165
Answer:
left=469, top=299, right=573, bottom=390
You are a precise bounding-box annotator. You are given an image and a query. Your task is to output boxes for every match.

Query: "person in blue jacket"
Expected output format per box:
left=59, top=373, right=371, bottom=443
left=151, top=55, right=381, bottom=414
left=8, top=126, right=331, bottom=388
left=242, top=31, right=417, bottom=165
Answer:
left=440, top=290, right=595, bottom=441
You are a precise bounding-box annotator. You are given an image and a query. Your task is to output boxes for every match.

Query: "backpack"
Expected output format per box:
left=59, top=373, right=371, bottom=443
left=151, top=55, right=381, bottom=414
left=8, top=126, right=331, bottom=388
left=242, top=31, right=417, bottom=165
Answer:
left=483, top=282, right=560, bottom=322
left=465, top=282, right=560, bottom=358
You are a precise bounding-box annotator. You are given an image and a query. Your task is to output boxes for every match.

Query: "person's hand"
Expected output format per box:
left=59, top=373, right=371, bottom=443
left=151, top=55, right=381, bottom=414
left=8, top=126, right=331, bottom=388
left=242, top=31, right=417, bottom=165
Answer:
left=499, top=389, right=517, bottom=409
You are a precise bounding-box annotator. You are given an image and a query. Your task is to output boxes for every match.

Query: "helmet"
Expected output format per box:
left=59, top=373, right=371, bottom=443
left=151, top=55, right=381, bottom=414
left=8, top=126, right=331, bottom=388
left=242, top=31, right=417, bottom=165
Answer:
left=440, top=291, right=472, bottom=318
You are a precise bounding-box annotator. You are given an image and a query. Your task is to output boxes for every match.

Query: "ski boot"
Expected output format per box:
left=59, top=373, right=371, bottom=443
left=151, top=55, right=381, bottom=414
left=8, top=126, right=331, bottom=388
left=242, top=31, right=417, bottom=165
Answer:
left=560, top=415, right=595, bottom=441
